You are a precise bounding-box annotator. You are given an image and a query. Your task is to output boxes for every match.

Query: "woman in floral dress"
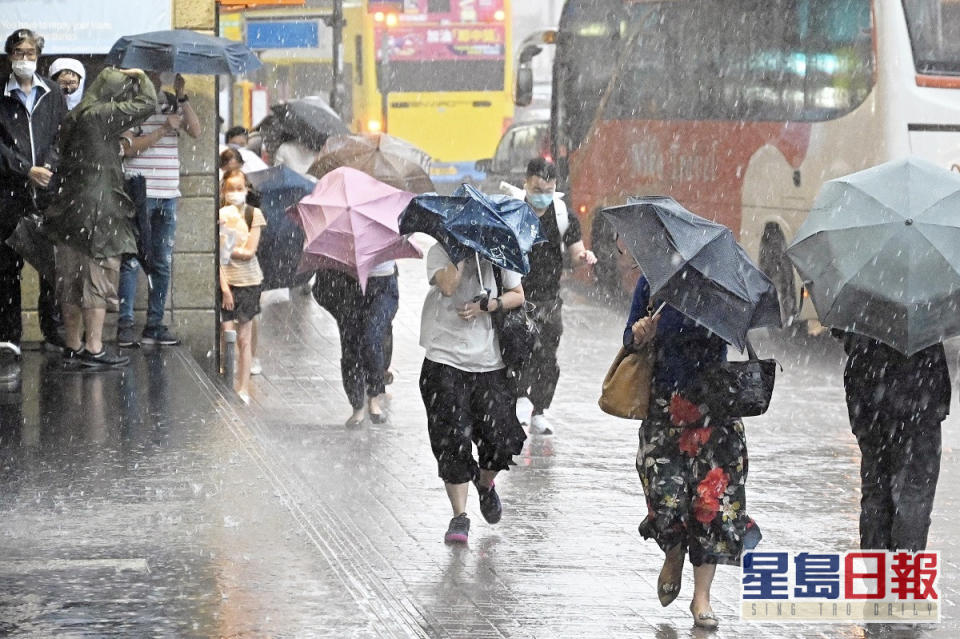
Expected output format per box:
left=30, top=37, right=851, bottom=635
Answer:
left=624, top=276, right=761, bottom=629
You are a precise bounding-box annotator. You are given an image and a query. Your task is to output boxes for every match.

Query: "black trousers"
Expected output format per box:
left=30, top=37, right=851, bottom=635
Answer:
left=519, top=297, right=563, bottom=412
left=849, top=408, right=942, bottom=551
left=420, top=359, right=526, bottom=484
left=0, top=238, right=59, bottom=344
left=314, top=271, right=399, bottom=410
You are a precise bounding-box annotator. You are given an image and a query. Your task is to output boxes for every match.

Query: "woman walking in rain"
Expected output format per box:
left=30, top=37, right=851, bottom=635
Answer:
left=419, top=246, right=527, bottom=544
left=45, top=66, right=156, bottom=368
left=626, top=276, right=760, bottom=630
left=834, top=330, right=949, bottom=551
left=311, top=264, right=399, bottom=427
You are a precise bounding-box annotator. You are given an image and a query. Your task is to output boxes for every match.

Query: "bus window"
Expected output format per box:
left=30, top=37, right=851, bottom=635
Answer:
left=382, top=59, right=504, bottom=92
left=903, top=0, right=960, bottom=75
left=604, top=0, right=874, bottom=123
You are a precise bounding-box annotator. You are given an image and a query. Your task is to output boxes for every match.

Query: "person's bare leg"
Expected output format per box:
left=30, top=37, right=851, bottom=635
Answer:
left=62, top=303, right=83, bottom=351
left=444, top=481, right=468, bottom=516
left=251, top=315, right=258, bottom=358
left=690, top=562, right=718, bottom=626
left=82, top=308, right=106, bottom=354
left=236, top=319, right=253, bottom=394
left=477, top=469, right=498, bottom=490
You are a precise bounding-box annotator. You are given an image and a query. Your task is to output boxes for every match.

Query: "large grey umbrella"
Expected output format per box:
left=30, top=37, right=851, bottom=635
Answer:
left=106, top=30, right=261, bottom=75
left=787, top=157, right=960, bottom=355
left=602, top=196, right=781, bottom=351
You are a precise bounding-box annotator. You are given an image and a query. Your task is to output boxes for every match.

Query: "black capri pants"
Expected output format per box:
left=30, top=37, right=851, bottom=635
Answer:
left=419, top=358, right=526, bottom=484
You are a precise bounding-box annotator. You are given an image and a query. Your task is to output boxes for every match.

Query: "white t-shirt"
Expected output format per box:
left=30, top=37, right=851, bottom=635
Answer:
left=420, top=244, right=522, bottom=372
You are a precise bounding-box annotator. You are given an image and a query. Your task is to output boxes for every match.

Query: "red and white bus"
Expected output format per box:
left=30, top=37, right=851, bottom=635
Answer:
left=551, top=0, right=960, bottom=321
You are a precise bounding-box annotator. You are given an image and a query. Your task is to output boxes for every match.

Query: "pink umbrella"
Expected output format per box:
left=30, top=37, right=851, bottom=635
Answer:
left=292, top=166, right=422, bottom=291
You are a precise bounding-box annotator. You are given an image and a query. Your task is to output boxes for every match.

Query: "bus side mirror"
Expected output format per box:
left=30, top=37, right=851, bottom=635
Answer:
left=515, top=65, right=534, bottom=107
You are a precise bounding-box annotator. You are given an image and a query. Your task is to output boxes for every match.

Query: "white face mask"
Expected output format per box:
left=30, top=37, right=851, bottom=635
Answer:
left=11, top=59, right=36, bottom=79
left=225, top=191, right=247, bottom=207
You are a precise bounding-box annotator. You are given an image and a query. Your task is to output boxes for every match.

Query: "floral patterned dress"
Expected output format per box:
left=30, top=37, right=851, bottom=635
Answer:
left=625, top=277, right=761, bottom=566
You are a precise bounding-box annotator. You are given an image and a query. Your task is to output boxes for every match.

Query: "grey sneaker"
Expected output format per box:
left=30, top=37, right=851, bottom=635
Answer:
left=116, top=325, right=139, bottom=348
left=474, top=480, right=502, bottom=524
left=444, top=513, right=470, bottom=544
left=141, top=325, right=180, bottom=346
left=75, top=348, right=129, bottom=369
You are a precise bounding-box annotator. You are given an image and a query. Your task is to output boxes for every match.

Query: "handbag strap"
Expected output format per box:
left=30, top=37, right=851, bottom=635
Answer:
left=746, top=338, right=759, bottom=361
left=492, top=265, right=504, bottom=296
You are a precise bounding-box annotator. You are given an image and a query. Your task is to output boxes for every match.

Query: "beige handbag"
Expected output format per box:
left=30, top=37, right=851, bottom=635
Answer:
left=598, top=341, right=654, bottom=419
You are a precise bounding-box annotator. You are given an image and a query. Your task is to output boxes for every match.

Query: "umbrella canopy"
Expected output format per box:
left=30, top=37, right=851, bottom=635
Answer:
left=787, top=157, right=960, bottom=355
left=602, top=196, right=781, bottom=351
left=106, top=30, right=261, bottom=75
left=270, top=97, right=351, bottom=151
left=246, top=166, right=316, bottom=290
left=292, top=167, right=421, bottom=291
left=309, top=133, right=435, bottom=194
left=399, top=184, right=544, bottom=275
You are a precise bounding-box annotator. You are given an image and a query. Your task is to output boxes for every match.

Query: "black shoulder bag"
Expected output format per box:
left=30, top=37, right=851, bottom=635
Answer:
left=491, top=267, right=540, bottom=371
left=692, top=339, right=779, bottom=419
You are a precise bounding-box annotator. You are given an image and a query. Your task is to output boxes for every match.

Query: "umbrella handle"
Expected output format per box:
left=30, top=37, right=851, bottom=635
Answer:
left=475, top=252, right=484, bottom=290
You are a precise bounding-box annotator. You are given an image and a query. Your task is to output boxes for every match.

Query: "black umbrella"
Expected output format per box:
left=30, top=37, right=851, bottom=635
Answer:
left=602, top=196, right=781, bottom=351
left=399, top=184, right=544, bottom=275
left=106, top=29, right=261, bottom=75
left=246, top=166, right=315, bottom=290
left=270, top=97, right=351, bottom=151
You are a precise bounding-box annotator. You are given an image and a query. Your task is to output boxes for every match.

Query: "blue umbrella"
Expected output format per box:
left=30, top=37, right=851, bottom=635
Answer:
left=246, top=166, right=315, bottom=290
left=602, top=196, right=781, bottom=351
left=106, top=30, right=261, bottom=75
left=399, top=184, right=544, bottom=275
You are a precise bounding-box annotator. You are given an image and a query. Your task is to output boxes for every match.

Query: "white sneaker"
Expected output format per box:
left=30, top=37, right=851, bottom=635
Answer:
left=250, top=358, right=262, bottom=375
left=237, top=390, right=251, bottom=405
left=529, top=414, right=554, bottom=435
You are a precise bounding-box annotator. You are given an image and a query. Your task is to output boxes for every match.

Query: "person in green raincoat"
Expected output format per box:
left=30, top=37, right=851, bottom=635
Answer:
left=45, top=67, right=156, bottom=369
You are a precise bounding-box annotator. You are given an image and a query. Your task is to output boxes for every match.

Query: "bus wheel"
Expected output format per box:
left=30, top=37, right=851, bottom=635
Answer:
left=591, top=212, right=621, bottom=298
left=759, top=226, right=797, bottom=327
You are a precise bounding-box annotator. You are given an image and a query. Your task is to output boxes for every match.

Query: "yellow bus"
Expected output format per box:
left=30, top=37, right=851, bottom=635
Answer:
left=343, top=0, right=513, bottom=187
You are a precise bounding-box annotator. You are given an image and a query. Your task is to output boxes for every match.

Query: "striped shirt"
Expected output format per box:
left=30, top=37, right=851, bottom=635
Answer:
left=123, top=107, right=181, bottom=198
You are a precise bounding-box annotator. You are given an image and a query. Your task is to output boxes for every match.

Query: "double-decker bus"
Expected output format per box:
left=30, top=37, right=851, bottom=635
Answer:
left=343, top=0, right=513, bottom=187
left=551, top=0, right=960, bottom=321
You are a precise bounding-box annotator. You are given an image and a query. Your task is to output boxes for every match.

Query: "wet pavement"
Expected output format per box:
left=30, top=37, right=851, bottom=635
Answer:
left=3, top=255, right=960, bottom=637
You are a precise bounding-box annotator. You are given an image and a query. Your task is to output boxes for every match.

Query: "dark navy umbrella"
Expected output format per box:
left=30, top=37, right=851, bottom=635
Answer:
left=106, top=30, right=261, bottom=75
left=246, top=166, right=315, bottom=290
left=399, top=184, right=544, bottom=275
left=602, top=196, right=781, bottom=351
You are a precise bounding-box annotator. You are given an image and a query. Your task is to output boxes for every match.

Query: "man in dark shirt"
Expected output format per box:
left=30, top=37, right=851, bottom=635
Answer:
left=519, top=158, right=596, bottom=434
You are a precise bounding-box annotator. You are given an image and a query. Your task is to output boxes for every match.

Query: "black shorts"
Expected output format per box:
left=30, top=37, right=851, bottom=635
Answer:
left=419, top=359, right=526, bottom=484
left=222, top=284, right=261, bottom=323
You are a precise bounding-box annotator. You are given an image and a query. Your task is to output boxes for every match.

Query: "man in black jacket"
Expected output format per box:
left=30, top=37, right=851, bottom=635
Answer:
left=0, top=29, right=67, bottom=350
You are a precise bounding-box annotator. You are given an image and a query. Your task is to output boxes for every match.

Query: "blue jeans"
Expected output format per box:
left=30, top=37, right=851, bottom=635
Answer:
left=118, top=197, right=177, bottom=328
